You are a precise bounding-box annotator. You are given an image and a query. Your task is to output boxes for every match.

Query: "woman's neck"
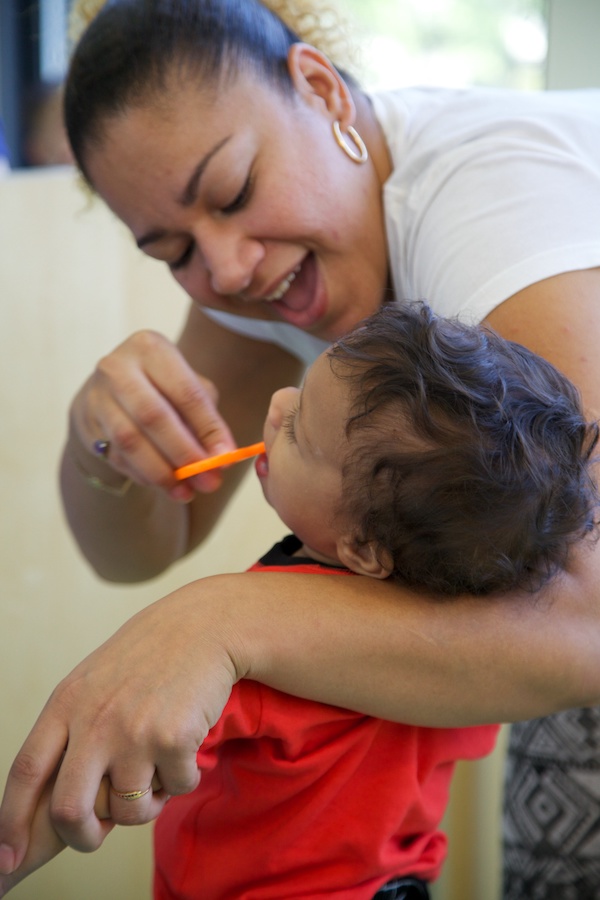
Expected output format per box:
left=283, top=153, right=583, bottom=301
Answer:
left=354, top=90, right=393, bottom=188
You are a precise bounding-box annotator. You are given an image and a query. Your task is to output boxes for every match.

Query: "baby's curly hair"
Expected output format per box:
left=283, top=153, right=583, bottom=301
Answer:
left=330, top=303, right=600, bottom=597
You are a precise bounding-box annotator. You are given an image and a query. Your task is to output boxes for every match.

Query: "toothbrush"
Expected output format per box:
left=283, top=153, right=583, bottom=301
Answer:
left=174, top=441, right=266, bottom=480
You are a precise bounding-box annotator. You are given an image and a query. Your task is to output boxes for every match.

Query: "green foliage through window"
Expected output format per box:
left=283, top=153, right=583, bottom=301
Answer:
left=344, top=0, right=547, bottom=90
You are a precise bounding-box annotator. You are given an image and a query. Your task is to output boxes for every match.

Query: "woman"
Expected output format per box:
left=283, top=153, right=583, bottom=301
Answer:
left=1, top=0, right=600, bottom=894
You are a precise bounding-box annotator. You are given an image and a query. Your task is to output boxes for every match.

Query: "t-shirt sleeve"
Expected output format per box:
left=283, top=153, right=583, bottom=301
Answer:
left=375, top=88, right=600, bottom=325
left=400, top=135, right=600, bottom=323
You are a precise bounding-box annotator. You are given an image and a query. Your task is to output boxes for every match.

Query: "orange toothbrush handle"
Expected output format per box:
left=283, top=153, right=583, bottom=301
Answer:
left=174, top=441, right=266, bottom=480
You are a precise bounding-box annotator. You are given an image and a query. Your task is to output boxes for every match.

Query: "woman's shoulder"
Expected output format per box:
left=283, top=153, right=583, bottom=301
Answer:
left=370, top=84, right=600, bottom=164
left=375, top=84, right=600, bottom=324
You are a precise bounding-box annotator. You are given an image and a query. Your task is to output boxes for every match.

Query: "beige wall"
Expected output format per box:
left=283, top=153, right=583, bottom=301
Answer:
left=0, top=168, right=506, bottom=900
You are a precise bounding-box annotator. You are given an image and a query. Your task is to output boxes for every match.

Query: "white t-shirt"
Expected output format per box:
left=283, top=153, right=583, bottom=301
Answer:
left=205, top=86, right=600, bottom=365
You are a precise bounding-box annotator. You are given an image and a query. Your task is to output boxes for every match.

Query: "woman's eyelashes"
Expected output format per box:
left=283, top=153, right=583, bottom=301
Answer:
left=167, top=175, right=253, bottom=270
left=169, top=243, right=194, bottom=271
left=221, top=174, right=253, bottom=215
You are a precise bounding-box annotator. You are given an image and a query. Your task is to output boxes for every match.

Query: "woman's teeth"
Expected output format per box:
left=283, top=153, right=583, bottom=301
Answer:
left=264, top=265, right=301, bottom=302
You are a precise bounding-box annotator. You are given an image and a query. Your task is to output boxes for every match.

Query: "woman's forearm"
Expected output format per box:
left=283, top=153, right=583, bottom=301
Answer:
left=59, top=441, right=189, bottom=582
left=59, top=431, right=249, bottom=582
left=233, top=557, right=600, bottom=725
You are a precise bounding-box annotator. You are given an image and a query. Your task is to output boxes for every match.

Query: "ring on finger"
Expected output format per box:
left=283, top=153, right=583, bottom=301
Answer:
left=110, top=784, right=152, bottom=801
left=93, top=439, right=111, bottom=457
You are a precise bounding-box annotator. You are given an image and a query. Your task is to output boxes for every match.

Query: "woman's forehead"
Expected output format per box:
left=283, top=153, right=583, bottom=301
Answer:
left=106, top=67, right=292, bottom=147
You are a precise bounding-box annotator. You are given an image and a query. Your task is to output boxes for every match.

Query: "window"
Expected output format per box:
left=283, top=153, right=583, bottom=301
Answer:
left=0, top=0, right=71, bottom=168
left=344, top=0, right=548, bottom=90
left=4, top=0, right=599, bottom=169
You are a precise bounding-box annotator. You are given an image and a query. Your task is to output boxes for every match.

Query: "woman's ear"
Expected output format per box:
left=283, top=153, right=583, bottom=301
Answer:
left=287, top=42, right=356, bottom=126
left=336, top=535, right=392, bottom=579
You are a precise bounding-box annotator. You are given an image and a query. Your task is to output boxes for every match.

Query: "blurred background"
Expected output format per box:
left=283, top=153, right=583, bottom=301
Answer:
left=2, top=0, right=600, bottom=168
left=0, top=2, right=599, bottom=899
left=346, top=0, right=547, bottom=90
left=2, top=0, right=599, bottom=168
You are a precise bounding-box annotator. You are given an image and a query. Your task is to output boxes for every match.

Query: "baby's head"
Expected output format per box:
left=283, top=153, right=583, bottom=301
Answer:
left=258, top=302, right=599, bottom=595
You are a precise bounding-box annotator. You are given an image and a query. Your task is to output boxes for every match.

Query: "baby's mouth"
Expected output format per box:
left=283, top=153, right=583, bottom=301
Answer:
left=255, top=450, right=269, bottom=478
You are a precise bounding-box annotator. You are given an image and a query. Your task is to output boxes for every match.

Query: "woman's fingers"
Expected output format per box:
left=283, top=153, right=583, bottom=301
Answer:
left=94, top=773, right=168, bottom=822
left=49, top=756, right=168, bottom=847
left=70, top=330, right=237, bottom=493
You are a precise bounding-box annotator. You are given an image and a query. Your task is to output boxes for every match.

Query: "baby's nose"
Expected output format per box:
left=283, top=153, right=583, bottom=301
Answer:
left=268, top=387, right=298, bottom=431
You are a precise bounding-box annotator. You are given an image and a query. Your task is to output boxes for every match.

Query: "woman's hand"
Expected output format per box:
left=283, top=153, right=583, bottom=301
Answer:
left=68, top=328, right=237, bottom=501
left=0, top=577, right=241, bottom=871
left=60, top=311, right=303, bottom=582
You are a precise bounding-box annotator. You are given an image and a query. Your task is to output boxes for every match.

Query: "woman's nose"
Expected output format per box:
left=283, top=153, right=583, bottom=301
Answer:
left=200, top=227, right=265, bottom=297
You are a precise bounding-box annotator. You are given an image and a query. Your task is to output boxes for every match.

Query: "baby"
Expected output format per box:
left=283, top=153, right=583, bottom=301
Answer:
left=154, top=302, right=598, bottom=899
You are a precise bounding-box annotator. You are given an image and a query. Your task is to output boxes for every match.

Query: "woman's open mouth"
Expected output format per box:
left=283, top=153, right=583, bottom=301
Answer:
left=264, top=266, right=301, bottom=302
left=267, top=254, right=327, bottom=330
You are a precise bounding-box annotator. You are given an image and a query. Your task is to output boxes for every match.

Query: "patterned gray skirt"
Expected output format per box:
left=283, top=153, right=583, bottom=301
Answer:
left=503, top=707, right=600, bottom=899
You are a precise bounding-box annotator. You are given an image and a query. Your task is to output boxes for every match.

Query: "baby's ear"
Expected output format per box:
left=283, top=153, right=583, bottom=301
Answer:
left=336, top=535, right=392, bottom=579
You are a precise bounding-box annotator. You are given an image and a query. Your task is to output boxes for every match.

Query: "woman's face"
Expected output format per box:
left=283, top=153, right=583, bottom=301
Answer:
left=84, top=56, right=389, bottom=342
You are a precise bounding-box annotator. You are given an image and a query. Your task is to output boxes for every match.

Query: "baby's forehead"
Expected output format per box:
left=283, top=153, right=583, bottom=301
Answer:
left=299, top=353, right=353, bottom=442
left=307, top=350, right=357, bottom=405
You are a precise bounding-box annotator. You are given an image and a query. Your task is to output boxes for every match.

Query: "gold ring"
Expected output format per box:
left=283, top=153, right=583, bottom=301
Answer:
left=110, top=785, right=152, bottom=801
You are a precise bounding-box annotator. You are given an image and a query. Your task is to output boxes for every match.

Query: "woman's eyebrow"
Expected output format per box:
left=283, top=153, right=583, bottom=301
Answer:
left=177, top=135, right=232, bottom=207
left=136, top=135, right=232, bottom=249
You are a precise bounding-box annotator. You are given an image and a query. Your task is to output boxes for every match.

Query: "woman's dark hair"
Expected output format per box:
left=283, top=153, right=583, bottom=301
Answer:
left=330, top=302, right=600, bottom=597
left=64, top=0, right=356, bottom=182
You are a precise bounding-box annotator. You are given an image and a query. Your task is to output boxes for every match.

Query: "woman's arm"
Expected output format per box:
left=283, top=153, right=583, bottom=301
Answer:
left=1, top=538, right=599, bottom=869
left=60, top=306, right=304, bottom=581
left=484, top=269, right=600, bottom=421
left=2, top=270, right=600, bottom=870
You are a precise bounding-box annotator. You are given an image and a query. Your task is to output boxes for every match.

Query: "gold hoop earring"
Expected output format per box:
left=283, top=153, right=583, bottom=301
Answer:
left=332, top=121, right=368, bottom=165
